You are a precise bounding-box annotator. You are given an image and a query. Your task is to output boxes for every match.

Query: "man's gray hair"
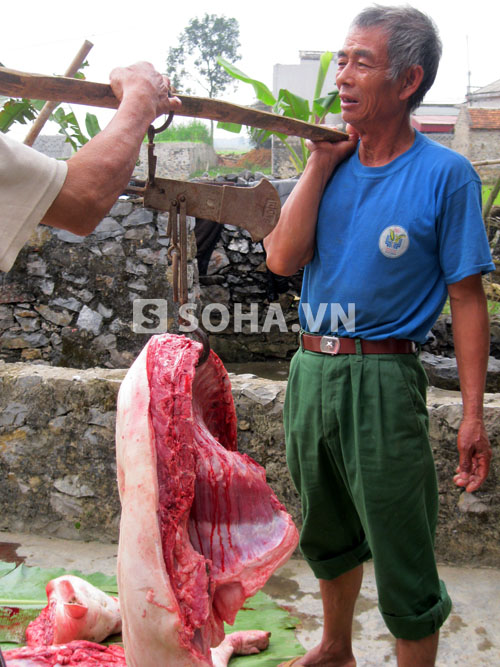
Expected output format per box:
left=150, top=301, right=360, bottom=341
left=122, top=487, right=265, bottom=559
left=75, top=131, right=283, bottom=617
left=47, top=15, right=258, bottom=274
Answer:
left=351, top=4, right=442, bottom=111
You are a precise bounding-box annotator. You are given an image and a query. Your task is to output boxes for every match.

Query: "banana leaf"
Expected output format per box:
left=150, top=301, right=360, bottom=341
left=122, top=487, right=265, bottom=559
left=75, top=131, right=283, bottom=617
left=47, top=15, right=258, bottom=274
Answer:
left=0, top=561, right=117, bottom=647
left=217, top=57, right=276, bottom=107
left=314, top=52, right=334, bottom=100
left=276, top=89, right=310, bottom=123
left=0, top=561, right=304, bottom=664
left=84, top=112, right=102, bottom=139
left=217, top=120, right=243, bottom=134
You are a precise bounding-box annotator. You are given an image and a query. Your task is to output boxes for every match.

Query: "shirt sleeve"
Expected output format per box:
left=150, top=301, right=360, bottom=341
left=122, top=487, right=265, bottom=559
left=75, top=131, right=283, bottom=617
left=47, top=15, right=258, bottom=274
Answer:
left=437, top=178, right=495, bottom=285
left=0, top=134, right=68, bottom=272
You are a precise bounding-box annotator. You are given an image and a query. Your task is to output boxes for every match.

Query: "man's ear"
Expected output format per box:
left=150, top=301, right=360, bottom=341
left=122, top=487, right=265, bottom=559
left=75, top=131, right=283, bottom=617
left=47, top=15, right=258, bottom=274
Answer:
left=399, top=65, right=424, bottom=102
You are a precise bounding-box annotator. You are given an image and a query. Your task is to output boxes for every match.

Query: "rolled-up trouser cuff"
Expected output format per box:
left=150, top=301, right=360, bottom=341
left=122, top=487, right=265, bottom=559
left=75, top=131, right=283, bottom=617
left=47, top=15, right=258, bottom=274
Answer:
left=303, top=540, right=372, bottom=581
left=380, top=580, right=452, bottom=640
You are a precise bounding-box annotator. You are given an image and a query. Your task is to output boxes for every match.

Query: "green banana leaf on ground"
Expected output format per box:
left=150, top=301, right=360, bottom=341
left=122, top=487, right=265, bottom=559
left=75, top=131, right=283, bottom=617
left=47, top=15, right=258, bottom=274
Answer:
left=0, top=560, right=305, bottom=665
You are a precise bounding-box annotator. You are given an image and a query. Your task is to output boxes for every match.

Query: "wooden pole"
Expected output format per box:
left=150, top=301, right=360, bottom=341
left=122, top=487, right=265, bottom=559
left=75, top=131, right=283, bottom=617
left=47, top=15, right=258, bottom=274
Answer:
left=23, top=40, right=94, bottom=147
left=0, top=67, right=347, bottom=144
left=471, top=159, right=500, bottom=167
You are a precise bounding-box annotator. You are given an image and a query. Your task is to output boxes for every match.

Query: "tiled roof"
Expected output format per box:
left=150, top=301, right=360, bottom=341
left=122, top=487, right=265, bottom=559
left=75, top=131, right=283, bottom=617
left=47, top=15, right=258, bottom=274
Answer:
left=468, top=108, right=500, bottom=130
left=471, top=78, right=500, bottom=95
left=411, top=115, right=456, bottom=133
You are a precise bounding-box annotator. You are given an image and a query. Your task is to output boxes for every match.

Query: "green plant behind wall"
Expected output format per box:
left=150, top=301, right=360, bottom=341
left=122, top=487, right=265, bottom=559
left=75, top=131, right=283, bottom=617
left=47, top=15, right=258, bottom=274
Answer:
left=217, top=52, right=341, bottom=173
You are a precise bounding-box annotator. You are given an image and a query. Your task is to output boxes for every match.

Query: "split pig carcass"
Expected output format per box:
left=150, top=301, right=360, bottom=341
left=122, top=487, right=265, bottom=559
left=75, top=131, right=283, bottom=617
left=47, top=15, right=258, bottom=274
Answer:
left=116, top=333, right=298, bottom=666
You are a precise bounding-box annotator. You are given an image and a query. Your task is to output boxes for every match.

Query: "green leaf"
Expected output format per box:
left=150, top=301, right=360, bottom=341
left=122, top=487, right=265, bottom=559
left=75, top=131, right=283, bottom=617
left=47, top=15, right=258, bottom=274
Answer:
left=51, top=108, right=88, bottom=150
left=217, top=57, right=276, bottom=106
left=250, top=127, right=273, bottom=146
left=224, top=590, right=304, bottom=665
left=0, top=99, right=37, bottom=133
left=0, top=563, right=15, bottom=579
left=314, top=51, right=333, bottom=100
left=0, top=562, right=117, bottom=601
left=217, top=120, right=243, bottom=134
left=390, top=229, right=395, bottom=241
left=0, top=606, right=42, bottom=644
left=0, top=562, right=303, bottom=664
left=276, top=89, right=310, bottom=122
left=0, top=562, right=118, bottom=647
left=85, top=112, right=101, bottom=138
left=313, top=90, right=341, bottom=120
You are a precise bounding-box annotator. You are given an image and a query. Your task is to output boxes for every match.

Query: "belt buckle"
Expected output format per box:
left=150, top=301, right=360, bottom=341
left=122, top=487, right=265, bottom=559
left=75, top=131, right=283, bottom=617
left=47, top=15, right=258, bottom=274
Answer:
left=320, top=335, right=340, bottom=355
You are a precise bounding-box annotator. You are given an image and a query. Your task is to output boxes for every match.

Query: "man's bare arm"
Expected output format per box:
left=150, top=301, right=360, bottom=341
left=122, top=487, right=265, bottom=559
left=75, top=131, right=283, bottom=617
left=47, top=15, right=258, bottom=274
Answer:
left=264, top=126, right=359, bottom=277
left=42, top=62, right=181, bottom=236
left=449, top=273, right=492, bottom=492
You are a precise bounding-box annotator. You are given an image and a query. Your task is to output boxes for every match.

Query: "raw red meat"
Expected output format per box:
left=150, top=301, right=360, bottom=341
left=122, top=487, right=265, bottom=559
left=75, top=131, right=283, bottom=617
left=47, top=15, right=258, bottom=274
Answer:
left=25, top=576, right=121, bottom=647
left=115, top=333, right=298, bottom=666
left=3, top=640, right=126, bottom=665
left=2, top=630, right=270, bottom=666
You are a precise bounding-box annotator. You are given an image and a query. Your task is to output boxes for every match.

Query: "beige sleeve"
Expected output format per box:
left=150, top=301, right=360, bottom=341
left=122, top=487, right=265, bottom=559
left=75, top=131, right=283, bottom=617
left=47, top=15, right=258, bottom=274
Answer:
left=0, top=133, right=68, bottom=272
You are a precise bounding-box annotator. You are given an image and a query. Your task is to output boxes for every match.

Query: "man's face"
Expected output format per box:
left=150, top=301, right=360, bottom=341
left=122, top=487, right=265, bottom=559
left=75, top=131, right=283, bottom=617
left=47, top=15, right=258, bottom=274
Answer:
left=336, top=25, right=405, bottom=130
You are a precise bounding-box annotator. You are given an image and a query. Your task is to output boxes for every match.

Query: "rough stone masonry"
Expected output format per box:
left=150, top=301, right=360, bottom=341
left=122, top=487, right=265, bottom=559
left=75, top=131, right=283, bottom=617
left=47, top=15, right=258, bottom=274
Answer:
left=0, top=361, right=498, bottom=567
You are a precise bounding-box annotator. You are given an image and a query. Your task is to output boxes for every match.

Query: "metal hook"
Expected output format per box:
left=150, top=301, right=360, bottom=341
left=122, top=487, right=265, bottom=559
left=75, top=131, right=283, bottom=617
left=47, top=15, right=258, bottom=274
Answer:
left=147, top=110, right=175, bottom=186
left=190, top=326, right=211, bottom=367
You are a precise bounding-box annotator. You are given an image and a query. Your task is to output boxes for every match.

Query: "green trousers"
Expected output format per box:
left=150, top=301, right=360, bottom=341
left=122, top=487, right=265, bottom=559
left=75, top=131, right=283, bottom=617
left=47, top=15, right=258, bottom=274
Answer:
left=284, top=344, right=452, bottom=640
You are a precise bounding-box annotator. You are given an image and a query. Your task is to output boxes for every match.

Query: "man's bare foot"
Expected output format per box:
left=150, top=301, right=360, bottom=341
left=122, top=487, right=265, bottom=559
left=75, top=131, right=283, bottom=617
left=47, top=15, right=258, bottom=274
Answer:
left=211, top=630, right=270, bottom=667
left=278, top=643, right=356, bottom=666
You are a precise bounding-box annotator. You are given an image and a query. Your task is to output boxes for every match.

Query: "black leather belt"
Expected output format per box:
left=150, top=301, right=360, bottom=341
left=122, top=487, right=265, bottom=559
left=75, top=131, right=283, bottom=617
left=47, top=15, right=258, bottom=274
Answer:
left=300, top=333, right=417, bottom=355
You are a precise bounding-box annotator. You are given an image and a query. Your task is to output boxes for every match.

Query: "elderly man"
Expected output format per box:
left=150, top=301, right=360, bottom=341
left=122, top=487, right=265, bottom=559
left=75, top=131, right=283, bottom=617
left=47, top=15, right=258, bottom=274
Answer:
left=0, top=62, right=181, bottom=272
left=265, top=5, right=493, bottom=667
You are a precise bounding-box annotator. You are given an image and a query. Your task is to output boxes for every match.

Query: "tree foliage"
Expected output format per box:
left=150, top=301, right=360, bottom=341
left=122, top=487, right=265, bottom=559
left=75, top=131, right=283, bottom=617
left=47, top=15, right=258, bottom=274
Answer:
left=166, top=14, right=240, bottom=99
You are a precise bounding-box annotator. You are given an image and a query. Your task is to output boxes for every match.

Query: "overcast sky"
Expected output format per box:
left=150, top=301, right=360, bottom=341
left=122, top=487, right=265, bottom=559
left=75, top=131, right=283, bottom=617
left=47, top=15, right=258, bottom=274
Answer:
left=3, top=0, right=500, bottom=140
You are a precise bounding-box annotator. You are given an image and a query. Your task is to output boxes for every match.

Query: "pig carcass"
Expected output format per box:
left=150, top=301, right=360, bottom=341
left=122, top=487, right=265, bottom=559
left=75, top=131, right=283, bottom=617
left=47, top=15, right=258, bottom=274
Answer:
left=116, top=333, right=298, bottom=666
left=24, top=575, right=121, bottom=647
left=2, top=631, right=270, bottom=667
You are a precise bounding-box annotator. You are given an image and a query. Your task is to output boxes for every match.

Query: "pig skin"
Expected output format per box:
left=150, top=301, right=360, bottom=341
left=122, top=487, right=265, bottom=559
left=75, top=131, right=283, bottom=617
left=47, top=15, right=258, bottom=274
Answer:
left=115, top=333, right=298, bottom=666
left=25, top=575, right=121, bottom=647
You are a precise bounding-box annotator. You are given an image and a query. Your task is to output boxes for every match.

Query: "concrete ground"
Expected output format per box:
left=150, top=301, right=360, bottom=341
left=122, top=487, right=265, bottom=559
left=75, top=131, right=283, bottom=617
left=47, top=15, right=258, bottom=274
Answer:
left=1, top=530, right=499, bottom=665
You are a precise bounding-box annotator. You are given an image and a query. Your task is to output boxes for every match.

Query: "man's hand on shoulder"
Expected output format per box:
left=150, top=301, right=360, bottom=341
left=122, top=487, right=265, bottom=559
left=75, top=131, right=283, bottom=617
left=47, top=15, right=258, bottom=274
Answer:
left=454, top=417, right=491, bottom=493
left=109, top=62, right=181, bottom=121
left=305, top=123, right=359, bottom=173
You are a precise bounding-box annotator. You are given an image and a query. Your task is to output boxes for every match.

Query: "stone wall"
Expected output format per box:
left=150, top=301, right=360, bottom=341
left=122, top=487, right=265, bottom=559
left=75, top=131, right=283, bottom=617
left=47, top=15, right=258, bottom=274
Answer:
left=452, top=107, right=500, bottom=183
left=0, top=181, right=305, bottom=367
left=199, top=178, right=302, bottom=362
left=0, top=360, right=498, bottom=566
left=135, top=142, right=218, bottom=181
left=272, top=136, right=302, bottom=179
left=0, top=200, right=199, bottom=368
left=425, top=132, right=454, bottom=149
left=33, top=135, right=72, bottom=160
left=33, top=137, right=217, bottom=182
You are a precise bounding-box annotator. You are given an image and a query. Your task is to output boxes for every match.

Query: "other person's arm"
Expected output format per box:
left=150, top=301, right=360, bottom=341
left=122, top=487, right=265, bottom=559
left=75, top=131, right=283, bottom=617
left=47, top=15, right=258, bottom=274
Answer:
left=42, top=62, right=181, bottom=235
left=449, top=273, right=492, bottom=492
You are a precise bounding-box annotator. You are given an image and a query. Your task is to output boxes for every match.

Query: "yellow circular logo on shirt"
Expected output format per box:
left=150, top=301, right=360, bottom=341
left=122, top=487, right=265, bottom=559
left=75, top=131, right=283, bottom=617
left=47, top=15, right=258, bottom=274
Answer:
left=379, top=226, right=409, bottom=259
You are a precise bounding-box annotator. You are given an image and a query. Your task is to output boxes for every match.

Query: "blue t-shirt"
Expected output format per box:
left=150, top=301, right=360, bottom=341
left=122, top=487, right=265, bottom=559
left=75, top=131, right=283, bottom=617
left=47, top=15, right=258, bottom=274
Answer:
left=299, top=131, right=495, bottom=343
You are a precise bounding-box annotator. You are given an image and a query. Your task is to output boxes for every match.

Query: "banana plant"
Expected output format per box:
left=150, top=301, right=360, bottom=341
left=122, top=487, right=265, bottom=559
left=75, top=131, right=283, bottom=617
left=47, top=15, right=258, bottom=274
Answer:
left=217, top=52, right=341, bottom=173
left=0, top=62, right=102, bottom=150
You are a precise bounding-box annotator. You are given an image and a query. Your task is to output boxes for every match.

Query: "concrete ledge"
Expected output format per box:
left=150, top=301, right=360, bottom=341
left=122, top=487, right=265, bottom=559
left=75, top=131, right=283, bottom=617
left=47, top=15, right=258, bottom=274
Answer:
left=0, top=362, right=498, bottom=565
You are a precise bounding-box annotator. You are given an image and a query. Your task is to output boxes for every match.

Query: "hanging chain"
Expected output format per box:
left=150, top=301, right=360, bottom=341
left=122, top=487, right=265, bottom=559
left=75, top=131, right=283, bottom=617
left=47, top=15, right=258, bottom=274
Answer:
left=166, top=198, right=188, bottom=307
